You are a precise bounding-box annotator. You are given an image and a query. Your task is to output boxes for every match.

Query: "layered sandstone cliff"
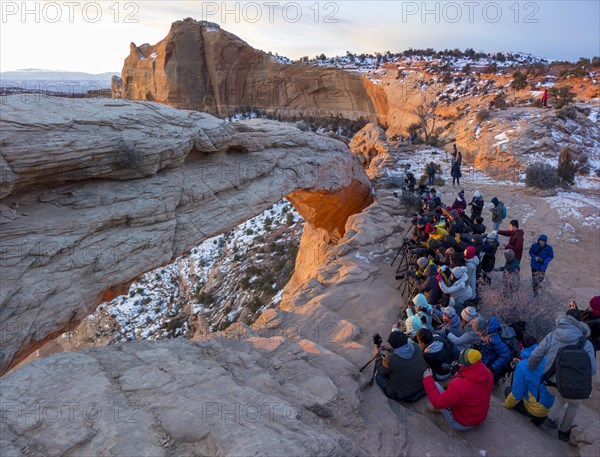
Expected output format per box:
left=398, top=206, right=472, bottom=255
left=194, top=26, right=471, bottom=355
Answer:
left=117, top=18, right=388, bottom=122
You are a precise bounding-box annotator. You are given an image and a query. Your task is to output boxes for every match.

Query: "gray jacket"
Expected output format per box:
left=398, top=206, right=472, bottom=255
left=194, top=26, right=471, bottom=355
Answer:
left=448, top=326, right=481, bottom=352
left=528, top=315, right=597, bottom=381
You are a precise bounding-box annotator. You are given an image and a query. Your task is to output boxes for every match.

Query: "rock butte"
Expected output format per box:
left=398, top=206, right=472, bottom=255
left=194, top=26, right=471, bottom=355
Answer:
left=116, top=18, right=389, bottom=124
left=0, top=95, right=372, bottom=375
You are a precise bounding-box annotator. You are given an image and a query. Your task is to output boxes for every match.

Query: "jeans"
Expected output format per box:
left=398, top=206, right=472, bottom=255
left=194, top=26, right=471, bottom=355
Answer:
left=493, top=221, right=501, bottom=231
left=434, top=382, right=475, bottom=431
left=428, top=175, right=435, bottom=185
left=546, top=385, right=582, bottom=433
left=532, top=270, right=546, bottom=295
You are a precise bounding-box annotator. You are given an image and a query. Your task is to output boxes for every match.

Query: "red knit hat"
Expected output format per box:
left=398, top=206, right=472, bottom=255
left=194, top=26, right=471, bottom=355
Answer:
left=464, top=246, right=477, bottom=260
left=590, top=296, right=600, bottom=318
left=425, top=223, right=435, bottom=234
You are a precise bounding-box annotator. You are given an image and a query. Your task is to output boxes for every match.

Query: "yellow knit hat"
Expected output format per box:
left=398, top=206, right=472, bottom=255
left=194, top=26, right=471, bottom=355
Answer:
left=459, top=348, right=482, bottom=367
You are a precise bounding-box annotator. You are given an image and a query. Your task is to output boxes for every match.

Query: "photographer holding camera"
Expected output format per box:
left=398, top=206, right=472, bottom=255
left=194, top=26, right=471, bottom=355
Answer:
left=375, top=331, right=428, bottom=403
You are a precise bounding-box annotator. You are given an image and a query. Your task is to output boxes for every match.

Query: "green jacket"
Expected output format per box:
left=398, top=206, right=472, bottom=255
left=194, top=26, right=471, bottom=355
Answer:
left=491, top=202, right=504, bottom=223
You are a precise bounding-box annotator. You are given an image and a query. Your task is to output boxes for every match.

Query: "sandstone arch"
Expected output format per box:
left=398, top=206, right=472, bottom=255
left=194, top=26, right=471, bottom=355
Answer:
left=0, top=95, right=371, bottom=375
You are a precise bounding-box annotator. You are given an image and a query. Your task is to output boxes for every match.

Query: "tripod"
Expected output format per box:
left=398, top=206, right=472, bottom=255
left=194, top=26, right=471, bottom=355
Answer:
left=360, top=349, right=382, bottom=386
left=391, top=224, right=413, bottom=266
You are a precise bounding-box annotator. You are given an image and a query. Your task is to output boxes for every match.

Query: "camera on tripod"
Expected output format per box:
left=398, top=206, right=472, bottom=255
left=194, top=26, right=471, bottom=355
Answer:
left=372, top=333, right=383, bottom=348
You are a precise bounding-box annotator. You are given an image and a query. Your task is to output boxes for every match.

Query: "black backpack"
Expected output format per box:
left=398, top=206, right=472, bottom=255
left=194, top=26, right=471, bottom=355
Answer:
left=539, top=337, right=592, bottom=400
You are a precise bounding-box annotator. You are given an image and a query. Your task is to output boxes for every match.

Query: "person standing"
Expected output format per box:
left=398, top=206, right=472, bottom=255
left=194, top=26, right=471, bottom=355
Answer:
left=469, top=191, right=484, bottom=219
left=528, top=309, right=597, bottom=442
left=426, top=161, right=437, bottom=185
left=498, top=219, right=525, bottom=264
left=451, top=160, right=462, bottom=186
left=529, top=234, right=554, bottom=296
left=489, top=197, right=505, bottom=231
left=542, top=88, right=549, bottom=109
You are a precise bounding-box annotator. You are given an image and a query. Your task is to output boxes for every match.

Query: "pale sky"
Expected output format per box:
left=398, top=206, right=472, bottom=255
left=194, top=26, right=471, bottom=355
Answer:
left=1, top=1, right=598, bottom=73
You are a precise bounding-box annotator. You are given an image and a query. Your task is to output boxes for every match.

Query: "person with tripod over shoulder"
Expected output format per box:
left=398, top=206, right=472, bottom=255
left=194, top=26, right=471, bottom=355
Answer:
left=374, top=331, right=428, bottom=403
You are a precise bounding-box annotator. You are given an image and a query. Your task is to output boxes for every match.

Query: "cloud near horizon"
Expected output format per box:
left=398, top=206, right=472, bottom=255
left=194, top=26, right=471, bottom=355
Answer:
left=1, top=1, right=598, bottom=73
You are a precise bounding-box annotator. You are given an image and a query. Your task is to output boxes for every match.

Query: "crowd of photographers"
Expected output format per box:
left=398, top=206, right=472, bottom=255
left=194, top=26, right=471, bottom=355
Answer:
left=371, top=180, right=599, bottom=440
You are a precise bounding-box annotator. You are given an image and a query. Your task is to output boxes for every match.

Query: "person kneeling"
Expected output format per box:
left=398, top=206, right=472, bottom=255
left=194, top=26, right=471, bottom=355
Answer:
left=503, top=333, right=555, bottom=426
left=422, top=349, right=493, bottom=431
left=375, top=331, right=428, bottom=403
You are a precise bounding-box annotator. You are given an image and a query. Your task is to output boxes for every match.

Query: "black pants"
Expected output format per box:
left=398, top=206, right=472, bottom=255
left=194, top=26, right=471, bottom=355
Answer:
left=452, top=177, right=460, bottom=186
left=503, top=387, right=546, bottom=426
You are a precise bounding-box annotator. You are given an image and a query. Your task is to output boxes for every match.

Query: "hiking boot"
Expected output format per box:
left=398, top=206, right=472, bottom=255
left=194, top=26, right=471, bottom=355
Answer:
left=558, top=429, right=571, bottom=443
left=542, top=418, right=558, bottom=430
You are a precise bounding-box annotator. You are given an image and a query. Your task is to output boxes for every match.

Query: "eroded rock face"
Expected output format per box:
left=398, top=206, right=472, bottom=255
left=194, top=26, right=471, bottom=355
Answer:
left=118, top=18, right=388, bottom=122
left=0, top=95, right=371, bottom=374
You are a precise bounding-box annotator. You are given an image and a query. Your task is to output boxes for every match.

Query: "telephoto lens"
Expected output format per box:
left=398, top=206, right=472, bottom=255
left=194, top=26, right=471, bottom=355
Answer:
left=372, top=333, right=382, bottom=348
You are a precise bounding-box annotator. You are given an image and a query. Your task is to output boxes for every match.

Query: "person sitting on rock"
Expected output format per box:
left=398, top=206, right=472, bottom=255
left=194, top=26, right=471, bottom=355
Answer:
left=437, top=306, right=464, bottom=338
left=407, top=293, right=435, bottom=330
left=469, top=191, right=484, bottom=219
left=375, top=331, right=428, bottom=403
left=471, top=216, right=486, bottom=235
left=425, top=223, right=448, bottom=242
left=452, top=190, right=467, bottom=212
left=503, top=333, right=555, bottom=427
left=447, top=306, right=482, bottom=352
left=472, top=317, right=512, bottom=383
left=416, top=328, right=457, bottom=381
left=417, top=264, right=443, bottom=306
left=437, top=265, right=473, bottom=308
left=446, top=209, right=468, bottom=236
left=422, top=348, right=493, bottom=431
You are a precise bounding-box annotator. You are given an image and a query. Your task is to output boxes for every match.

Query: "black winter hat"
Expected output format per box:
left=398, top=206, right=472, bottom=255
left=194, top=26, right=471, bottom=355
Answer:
left=491, top=197, right=499, bottom=205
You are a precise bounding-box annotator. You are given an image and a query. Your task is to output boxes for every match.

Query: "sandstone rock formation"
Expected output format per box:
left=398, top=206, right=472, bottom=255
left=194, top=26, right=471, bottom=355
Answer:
left=117, top=18, right=388, bottom=122
left=0, top=95, right=371, bottom=375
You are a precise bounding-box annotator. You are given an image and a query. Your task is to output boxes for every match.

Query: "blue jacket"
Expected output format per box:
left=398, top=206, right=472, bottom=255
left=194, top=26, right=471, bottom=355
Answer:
left=509, top=344, right=555, bottom=410
left=480, top=318, right=512, bottom=372
left=529, top=235, right=554, bottom=271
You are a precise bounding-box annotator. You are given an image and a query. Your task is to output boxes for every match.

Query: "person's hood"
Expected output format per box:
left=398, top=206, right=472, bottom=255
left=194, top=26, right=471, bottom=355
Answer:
left=394, top=343, right=415, bottom=359
left=487, top=317, right=502, bottom=335
left=467, top=256, right=480, bottom=267
left=538, top=234, right=548, bottom=243
left=554, top=315, right=591, bottom=342
left=474, top=191, right=481, bottom=198
left=513, top=229, right=524, bottom=238
left=405, top=315, right=423, bottom=334
left=412, top=293, right=430, bottom=309
left=451, top=266, right=467, bottom=280
left=426, top=263, right=438, bottom=277
left=519, top=344, right=538, bottom=360
left=459, top=360, right=491, bottom=383
left=425, top=340, right=444, bottom=354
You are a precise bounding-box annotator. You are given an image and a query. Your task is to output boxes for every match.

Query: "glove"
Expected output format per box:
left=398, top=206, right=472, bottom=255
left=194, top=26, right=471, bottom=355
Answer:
left=436, top=274, right=443, bottom=282
left=536, top=257, right=543, bottom=263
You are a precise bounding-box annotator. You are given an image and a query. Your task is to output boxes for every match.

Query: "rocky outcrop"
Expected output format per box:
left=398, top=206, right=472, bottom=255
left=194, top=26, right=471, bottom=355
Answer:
left=0, top=95, right=371, bottom=374
left=453, top=107, right=600, bottom=179
left=118, top=18, right=388, bottom=122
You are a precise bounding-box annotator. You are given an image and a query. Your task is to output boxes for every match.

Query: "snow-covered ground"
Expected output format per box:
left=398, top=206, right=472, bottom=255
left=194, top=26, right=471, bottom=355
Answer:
left=80, top=200, right=304, bottom=343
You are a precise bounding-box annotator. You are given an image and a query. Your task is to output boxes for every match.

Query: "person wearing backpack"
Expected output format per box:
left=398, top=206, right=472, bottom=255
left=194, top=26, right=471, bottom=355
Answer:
left=527, top=308, right=597, bottom=442
left=503, top=333, right=555, bottom=426
left=489, top=197, right=505, bottom=231
left=529, top=234, right=554, bottom=296
left=472, top=317, right=512, bottom=384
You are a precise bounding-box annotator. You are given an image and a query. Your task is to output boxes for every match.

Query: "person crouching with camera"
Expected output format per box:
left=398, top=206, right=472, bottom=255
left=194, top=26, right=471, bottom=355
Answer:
left=375, top=331, right=428, bottom=403
left=422, top=348, right=493, bottom=431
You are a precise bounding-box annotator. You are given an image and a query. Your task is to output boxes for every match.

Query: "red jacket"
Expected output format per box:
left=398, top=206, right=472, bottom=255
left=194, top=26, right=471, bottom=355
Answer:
left=498, top=229, right=524, bottom=261
left=423, top=361, right=493, bottom=426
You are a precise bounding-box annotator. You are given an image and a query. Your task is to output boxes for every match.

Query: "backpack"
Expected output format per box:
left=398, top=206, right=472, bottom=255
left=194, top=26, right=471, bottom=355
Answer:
left=539, top=337, right=592, bottom=400
left=499, top=323, right=520, bottom=359
left=501, top=205, right=507, bottom=219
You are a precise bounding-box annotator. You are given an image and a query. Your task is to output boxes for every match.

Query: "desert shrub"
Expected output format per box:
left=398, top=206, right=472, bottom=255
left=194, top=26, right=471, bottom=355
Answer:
left=549, top=86, right=576, bottom=109
left=247, top=296, right=263, bottom=313
left=531, top=99, right=543, bottom=108
left=286, top=213, right=295, bottom=226
left=557, top=148, right=577, bottom=185
left=476, top=109, right=491, bottom=123
left=491, top=92, right=508, bottom=110
left=478, top=279, right=565, bottom=340
left=525, top=162, right=559, bottom=189
left=556, top=105, right=578, bottom=121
